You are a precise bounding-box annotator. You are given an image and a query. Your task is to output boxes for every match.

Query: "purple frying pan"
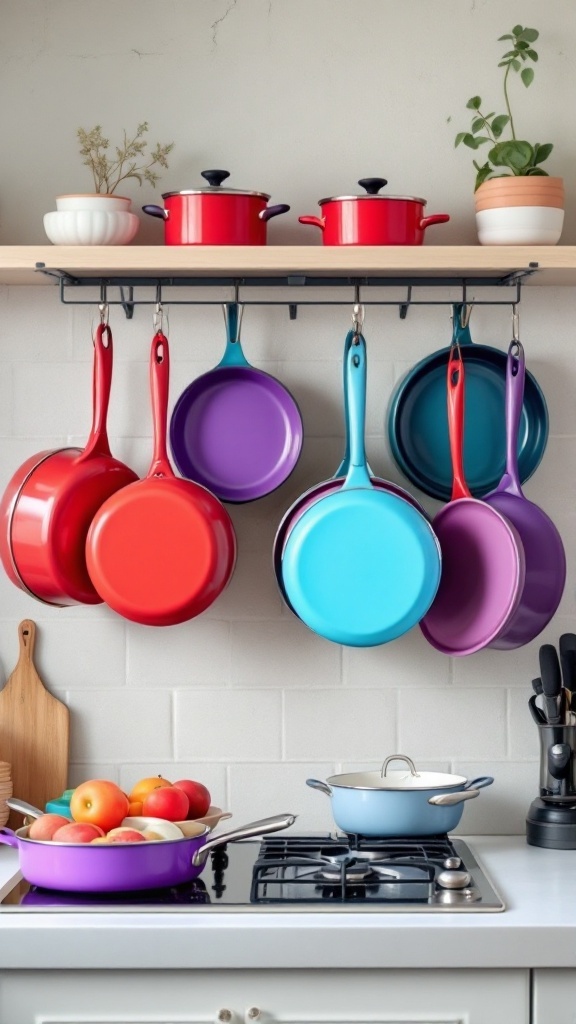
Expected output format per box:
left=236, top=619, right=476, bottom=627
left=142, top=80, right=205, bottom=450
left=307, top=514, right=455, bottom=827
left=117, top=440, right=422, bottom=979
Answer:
left=273, top=328, right=430, bottom=611
left=170, top=303, right=303, bottom=503
left=420, top=347, right=526, bottom=656
left=484, top=340, right=566, bottom=650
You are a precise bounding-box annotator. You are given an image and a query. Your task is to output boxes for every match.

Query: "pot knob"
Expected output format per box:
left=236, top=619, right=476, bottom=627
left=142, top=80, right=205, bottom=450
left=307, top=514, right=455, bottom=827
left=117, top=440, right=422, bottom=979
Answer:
left=358, top=177, right=388, bottom=195
left=201, top=169, right=231, bottom=188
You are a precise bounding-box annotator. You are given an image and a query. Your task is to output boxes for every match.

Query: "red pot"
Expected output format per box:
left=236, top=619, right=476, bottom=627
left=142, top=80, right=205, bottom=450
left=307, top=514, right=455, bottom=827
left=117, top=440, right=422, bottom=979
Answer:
left=0, top=324, right=138, bottom=606
left=143, top=169, right=290, bottom=245
left=299, top=177, right=449, bottom=245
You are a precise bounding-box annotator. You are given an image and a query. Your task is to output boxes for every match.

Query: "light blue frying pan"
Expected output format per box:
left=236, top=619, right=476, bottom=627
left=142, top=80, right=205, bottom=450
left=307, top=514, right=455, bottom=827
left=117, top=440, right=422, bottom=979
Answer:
left=280, top=334, right=442, bottom=647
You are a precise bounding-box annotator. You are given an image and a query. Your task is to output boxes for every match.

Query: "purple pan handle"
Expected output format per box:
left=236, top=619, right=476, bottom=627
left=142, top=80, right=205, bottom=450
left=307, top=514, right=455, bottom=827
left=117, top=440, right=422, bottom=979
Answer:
left=0, top=828, right=19, bottom=847
left=259, top=204, right=290, bottom=222
left=486, top=341, right=525, bottom=499
left=142, top=205, right=169, bottom=221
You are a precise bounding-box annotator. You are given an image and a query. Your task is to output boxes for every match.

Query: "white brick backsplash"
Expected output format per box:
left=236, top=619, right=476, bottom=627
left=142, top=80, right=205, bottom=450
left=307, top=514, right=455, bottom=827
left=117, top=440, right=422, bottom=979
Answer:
left=67, top=690, right=172, bottom=762
left=6, top=287, right=72, bottom=361
left=203, top=547, right=284, bottom=620
left=126, top=619, right=231, bottom=687
left=229, top=762, right=336, bottom=832
left=452, top=761, right=538, bottom=835
left=399, top=688, right=507, bottom=760
left=0, top=617, right=126, bottom=691
left=284, top=689, right=397, bottom=761
left=343, top=627, right=450, bottom=687
left=118, top=762, right=227, bottom=810
left=0, top=363, right=12, bottom=437
left=508, top=689, right=541, bottom=761
left=12, top=363, right=93, bottom=437
left=68, top=763, right=120, bottom=787
left=174, top=690, right=282, bottom=761
left=231, top=619, right=341, bottom=687
left=522, top=438, right=576, bottom=518
left=340, top=759, right=451, bottom=774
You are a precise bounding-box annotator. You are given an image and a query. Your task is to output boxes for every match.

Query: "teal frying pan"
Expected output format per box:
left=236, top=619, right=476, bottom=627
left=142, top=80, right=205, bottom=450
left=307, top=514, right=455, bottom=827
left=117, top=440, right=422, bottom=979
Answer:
left=280, top=334, right=441, bottom=647
left=387, top=305, right=548, bottom=501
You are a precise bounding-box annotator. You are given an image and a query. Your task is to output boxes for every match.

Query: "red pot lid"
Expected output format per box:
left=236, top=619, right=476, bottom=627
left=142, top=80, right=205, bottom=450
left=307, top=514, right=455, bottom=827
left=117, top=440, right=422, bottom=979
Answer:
left=319, top=177, right=427, bottom=205
left=162, top=169, right=270, bottom=201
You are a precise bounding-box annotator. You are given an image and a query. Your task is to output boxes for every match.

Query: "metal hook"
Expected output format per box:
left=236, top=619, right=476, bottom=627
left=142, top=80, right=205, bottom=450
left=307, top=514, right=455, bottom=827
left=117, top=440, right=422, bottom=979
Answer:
left=234, top=280, right=240, bottom=306
left=98, top=301, right=109, bottom=325
left=352, top=302, right=365, bottom=342
left=459, top=302, right=472, bottom=329
left=153, top=300, right=164, bottom=334
left=512, top=303, right=520, bottom=343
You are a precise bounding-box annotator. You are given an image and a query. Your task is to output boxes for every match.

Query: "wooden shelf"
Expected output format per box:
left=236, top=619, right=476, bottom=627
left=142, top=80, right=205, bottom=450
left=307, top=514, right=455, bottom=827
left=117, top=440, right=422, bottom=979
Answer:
left=0, top=245, right=574, bottom=286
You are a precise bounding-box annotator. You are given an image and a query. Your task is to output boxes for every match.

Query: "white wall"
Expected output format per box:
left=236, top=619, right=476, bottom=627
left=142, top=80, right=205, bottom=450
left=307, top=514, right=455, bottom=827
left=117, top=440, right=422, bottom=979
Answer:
left=0, top=0, right=575, bottom=835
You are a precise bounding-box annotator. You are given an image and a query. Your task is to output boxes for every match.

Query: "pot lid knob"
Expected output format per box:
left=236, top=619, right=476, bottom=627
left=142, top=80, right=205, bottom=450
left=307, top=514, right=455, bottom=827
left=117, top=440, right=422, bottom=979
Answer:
left=358, top=177, right=388, bottom=195
left=201, top=169, right=231, bottom=188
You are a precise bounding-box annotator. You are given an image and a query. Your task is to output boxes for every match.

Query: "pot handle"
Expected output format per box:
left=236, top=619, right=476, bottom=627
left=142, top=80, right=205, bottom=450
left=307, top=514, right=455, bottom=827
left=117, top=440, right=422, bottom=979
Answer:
left=428, top=789, right=480, bottom=807
left=192, top=813, right=296, bottom=867
left=306, top=778, right=333, bottom=797
left=463, top=776, right=494, bottom=791
left=0, top=828, right=19, bottom=847
left=6, top=797, right=44, bottom=819
left=381, top=754, right=420, bottom=779
left=142, top=205, right=169, bottom=221
left=260, top=204, right=291, bottom=222
left=419, top=213, right=450, bottom=230
left=298, top=216, right=326, bottom=231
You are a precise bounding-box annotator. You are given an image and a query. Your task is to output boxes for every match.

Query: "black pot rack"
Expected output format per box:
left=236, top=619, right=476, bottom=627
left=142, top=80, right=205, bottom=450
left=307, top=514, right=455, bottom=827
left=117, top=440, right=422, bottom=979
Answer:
left=34, top=261, right=539, bottom=321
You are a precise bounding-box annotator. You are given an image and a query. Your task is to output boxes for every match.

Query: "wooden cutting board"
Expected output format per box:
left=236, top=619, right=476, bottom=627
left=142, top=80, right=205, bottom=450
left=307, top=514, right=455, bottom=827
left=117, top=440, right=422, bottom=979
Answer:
left=0, top=620, right=69, bottom=829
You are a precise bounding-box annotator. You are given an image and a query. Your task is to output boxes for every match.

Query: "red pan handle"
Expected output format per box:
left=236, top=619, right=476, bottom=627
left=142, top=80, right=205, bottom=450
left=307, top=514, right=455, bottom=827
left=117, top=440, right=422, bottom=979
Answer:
left=447, top=347, right=472, bottom=502
left=80, top=323, right=114, bottom=460
left=148, top=331, right=176, bottom=480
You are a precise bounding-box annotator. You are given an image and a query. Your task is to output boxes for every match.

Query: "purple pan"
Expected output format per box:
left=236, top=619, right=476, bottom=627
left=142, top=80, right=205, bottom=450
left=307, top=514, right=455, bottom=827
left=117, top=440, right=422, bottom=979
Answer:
left=420, top=347, right=526, bottom=656
left=484, top=340, right=566, bottom=650
left=170, top=303, right=303, bottom=503
left=274, top=328, right=431, bottom=612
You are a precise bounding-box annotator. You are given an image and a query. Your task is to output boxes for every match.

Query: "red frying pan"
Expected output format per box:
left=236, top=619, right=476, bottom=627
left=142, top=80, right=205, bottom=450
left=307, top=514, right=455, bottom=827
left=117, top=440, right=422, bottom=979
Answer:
left=0, top=324, right=138, bottom=605
left=85, top=331, right=237, bottom=626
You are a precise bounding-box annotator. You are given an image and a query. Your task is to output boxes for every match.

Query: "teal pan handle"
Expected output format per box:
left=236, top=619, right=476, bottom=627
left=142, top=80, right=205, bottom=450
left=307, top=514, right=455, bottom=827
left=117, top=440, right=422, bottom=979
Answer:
left=217, top=303, right=251, bottom=368
left=342, top=334, right=372, bottom=490
left=335, top=329, right=374, bottom=479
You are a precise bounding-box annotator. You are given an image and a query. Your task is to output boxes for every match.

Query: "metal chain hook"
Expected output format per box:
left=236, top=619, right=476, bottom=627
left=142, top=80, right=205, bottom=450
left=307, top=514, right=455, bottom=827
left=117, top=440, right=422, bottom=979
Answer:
left=352, top=302, right=365, bottom=343
left=512, top=303, right=520, bottom=343
left=98, top=301, right=109, bottom=326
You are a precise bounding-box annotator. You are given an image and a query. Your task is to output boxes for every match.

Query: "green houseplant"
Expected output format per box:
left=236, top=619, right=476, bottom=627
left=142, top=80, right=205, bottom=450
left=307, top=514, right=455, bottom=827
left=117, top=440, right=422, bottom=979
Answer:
left=453, top=25, right=564, bottom=245
left=44, top=123, right=174, bottom=246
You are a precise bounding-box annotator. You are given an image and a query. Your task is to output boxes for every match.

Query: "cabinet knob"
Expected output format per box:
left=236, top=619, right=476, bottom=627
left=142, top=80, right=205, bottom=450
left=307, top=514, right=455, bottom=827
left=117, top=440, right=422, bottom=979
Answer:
left=246, top=1008, right=262, bottom=1022
left=217, top=1010, right=235, bottom=1023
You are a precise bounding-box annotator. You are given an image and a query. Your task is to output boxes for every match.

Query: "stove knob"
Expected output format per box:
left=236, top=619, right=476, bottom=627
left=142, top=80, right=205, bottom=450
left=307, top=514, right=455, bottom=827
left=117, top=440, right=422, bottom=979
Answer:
left=442, top=856, right=462, bottom=870
left=437, top=869, right=472, bottom=890
left=216, top=1010, right=235, bottom=1023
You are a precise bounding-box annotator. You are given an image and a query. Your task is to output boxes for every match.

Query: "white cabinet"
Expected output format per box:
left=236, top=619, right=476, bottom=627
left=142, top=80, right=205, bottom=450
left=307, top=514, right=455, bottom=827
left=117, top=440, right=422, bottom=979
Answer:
left=532, top=969, right=576, bottom=1023
left=0, top=968, right=529, bottom=1024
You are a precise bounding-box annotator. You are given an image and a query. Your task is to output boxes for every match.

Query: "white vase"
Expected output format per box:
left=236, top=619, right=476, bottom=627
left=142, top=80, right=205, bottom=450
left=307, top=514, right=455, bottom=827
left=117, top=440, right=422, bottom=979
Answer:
left=44, top=194, right=139, bottom=245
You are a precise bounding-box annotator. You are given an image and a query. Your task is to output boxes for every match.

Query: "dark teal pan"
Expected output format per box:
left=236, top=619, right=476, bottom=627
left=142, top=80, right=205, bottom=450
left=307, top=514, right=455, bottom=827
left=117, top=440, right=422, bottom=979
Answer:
left=387, top=305, right=549, bottom=501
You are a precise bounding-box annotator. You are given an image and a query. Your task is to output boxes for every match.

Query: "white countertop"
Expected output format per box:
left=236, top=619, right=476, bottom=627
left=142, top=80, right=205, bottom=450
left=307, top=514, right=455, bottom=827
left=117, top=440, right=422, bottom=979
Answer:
left=0, top=837, right=575, bottom=971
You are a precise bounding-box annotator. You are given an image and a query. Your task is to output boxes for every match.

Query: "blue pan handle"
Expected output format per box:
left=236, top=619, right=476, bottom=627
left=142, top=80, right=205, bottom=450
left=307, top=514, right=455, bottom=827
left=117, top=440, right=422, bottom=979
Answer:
left=342, top=334, right=372, bottom=490
left=451, top=304, right=474, bottom=347
left=463, top=776, right=494, bottom=791
left=335, top=329, right=375, bottom=479
left=217, top=303, right=251, bottom=369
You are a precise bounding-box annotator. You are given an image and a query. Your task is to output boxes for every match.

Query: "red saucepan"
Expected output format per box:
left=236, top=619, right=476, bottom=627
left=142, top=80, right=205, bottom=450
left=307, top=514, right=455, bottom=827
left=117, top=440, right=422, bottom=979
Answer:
left=143, top=169, right=290, bottom=245
left=420, top=346, right=526, bottom=656
left=85, top=330, right=237, bottom=626
left=299, top=177, right=449, bottom=245
left=0, top=324, right=138, bottom=606
left=0, top=799, right=295, bottom=892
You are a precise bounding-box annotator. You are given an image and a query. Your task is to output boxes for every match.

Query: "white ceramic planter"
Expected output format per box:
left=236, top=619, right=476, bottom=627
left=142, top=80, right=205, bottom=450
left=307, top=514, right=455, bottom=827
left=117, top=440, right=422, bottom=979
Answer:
left=44, top=194, right=139, bottom=245
left=475, top=205, right=564, bottom=245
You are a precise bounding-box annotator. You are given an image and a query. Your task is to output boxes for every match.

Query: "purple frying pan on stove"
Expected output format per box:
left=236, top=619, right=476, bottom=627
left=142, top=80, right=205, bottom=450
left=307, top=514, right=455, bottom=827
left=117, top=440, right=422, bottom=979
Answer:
left=420, top=346, right=526, bottom=656
left=170, top=304, right=303, bottom=503
left=484, top=339, right=566, bottom=650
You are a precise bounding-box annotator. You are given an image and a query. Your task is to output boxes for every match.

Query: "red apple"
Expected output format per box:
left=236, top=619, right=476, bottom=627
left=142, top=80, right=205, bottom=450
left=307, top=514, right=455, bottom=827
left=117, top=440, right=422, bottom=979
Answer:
left=106, top=829, right=147, bottom=843
left=142, top=785, right=189, bottom=822
left=52, top=822, right=106, bottom=843
left=28, top=814, right=71, bottom=841
left=173, top=779, right=211, bottom=819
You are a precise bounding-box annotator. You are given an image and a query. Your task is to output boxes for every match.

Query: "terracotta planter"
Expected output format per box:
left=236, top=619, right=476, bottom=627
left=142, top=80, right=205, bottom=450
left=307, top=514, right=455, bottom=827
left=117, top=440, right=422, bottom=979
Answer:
left=474, top=177, right=564, bottom=245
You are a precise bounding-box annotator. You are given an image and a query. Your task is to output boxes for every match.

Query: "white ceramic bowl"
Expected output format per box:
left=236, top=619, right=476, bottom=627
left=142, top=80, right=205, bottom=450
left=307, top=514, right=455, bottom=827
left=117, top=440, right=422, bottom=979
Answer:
left=476, top=206, right=564, bottom=245
left=44, top=209, right=140, bottom=245
left=56, top=194, right=132, bottom=212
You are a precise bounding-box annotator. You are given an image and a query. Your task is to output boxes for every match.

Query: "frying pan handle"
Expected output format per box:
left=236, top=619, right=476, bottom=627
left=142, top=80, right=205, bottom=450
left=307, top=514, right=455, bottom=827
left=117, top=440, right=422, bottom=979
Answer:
left=503, top=340, right=525, bottom=497
left=0, top=828, right=19, bottom=847
left=343, top=334, right=371, bottom=489
left=148, top=331, right=175, bottom=479
left=5, top=796, right=44, bottom=818
left=446, top=347, right=471, bottom=501
left=81, top=323, right=113, bottom=460
left=191, top=813, right=297, bottom=866
left=218, top=303, right=250, bottom=368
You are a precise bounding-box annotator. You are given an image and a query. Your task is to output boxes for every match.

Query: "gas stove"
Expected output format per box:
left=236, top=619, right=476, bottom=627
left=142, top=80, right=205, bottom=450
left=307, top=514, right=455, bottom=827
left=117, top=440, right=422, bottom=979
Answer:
left=0, top=833, right=504, bottom=913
